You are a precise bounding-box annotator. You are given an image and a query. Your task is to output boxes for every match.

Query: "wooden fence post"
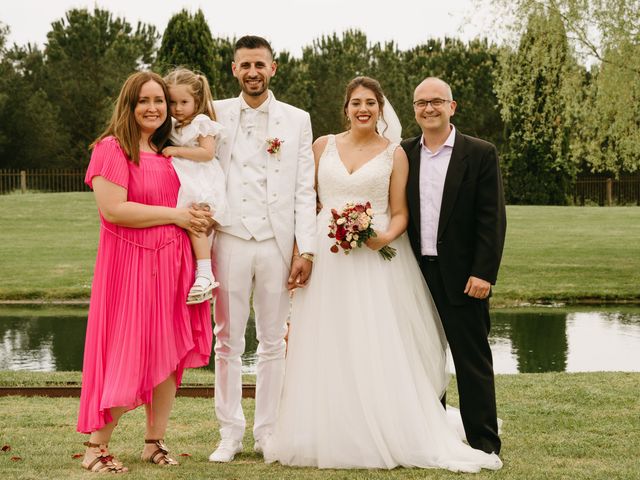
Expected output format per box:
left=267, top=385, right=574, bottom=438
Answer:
left=606, top=178, right=613, bottom=206
left=20, top=170, right=27, bottom=194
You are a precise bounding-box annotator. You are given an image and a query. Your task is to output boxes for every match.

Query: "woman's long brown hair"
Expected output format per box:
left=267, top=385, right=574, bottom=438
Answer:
left=91, top=71, right=173, bottom=165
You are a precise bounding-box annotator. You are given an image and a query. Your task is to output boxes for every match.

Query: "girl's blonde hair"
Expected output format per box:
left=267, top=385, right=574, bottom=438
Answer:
left=164, top=68, right=217, bottom=126
left=91, top=71, right=172, bottom=165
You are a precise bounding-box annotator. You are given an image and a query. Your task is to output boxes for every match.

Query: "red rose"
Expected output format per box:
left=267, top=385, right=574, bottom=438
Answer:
left=330, top=245, right=339, bottom=253
left=336, top=225, right=346, bottom=241
left=340, top=240, right=351, bottom=250
left=354, top=204, right=365, bottom=212
left=328, top=232, right=335, bottom=238
left=331, top=209, right=340, bottom=220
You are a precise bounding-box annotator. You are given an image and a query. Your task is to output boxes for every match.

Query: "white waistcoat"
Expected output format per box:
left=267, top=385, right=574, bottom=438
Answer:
left=221, top=134, right=275, bottom=241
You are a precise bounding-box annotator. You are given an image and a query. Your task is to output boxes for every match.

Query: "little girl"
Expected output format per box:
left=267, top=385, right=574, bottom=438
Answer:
left=163, top=68, right=228, bottom=305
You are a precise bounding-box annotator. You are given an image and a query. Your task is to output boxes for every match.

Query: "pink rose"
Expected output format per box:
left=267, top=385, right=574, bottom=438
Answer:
left=357, top=213, right=370, bottom=230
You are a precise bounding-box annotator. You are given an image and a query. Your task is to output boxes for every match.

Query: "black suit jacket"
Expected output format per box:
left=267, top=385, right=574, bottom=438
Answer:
left=402, top=130, right=507, bottom=305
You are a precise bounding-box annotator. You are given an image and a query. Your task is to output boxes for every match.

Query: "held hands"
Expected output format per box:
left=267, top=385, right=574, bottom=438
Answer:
left=464, top=276, right=491, bottom=299
left=174, top=205, right=212, bottom=236
left=287, top=255, right=313, bottom=290
left=191, top=203, right=218, bottom=236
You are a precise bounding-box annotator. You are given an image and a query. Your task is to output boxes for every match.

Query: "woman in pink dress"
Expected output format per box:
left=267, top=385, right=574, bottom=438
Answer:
left=77, top=71, right=213, bottom=473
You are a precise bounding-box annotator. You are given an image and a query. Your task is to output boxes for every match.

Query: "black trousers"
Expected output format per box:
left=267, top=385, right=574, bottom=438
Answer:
left=420, top=256, right=501, bottom=455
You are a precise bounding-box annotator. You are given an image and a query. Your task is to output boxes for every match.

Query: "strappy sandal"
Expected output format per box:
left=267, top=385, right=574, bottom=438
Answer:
left=141, top=439, right=178, bottom=466
left=81, top=441, right=128, bottom=473
left=186, top=277, right=219, bottom=305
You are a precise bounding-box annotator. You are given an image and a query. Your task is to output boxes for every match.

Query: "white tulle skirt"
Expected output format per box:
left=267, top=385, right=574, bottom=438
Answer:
left=263, top=212, right=502, bottom=472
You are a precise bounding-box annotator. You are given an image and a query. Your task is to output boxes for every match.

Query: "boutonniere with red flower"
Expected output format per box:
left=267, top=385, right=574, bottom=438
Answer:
left=266, top=137, right=284, bottom=157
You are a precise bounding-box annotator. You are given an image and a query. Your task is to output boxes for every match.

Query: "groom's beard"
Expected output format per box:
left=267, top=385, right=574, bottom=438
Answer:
left=241, top=76, right=268, bottom=97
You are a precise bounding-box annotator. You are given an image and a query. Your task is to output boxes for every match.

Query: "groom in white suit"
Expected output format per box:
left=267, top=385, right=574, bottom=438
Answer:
left=208, top=35, right=316, bottom=462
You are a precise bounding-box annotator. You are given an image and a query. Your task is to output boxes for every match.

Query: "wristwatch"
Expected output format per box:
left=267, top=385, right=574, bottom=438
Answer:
left=299, top=252, right=315, bottom=263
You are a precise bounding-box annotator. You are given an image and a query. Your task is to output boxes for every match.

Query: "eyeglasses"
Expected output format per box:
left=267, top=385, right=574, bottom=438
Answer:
left=412, top=98, right=451, bottom=109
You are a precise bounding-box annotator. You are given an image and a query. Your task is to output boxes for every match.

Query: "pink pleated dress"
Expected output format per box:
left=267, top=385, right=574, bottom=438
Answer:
left=77, top=136, right=212, bottom=434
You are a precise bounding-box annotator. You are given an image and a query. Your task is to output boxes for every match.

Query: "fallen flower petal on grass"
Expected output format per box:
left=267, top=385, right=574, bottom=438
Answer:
left=179, top=453, right=192, bottom=457
left=1, top=445, right=10, bottom=452
left=11, top=456, right=22, bottom=461
left=71, top=453, right=84, bottom=459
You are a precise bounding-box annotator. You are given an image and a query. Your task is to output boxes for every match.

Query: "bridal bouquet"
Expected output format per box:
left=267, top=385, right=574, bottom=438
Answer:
left=328, top=201, right=396, bottom=261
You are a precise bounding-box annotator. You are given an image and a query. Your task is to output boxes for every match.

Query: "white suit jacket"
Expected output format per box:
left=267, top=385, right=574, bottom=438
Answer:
left=213, top=93, right=316, bottom=262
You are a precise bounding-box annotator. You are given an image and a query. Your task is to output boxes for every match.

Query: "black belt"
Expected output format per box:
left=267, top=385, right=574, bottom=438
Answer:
left=422, top=255, right=438, bottom=262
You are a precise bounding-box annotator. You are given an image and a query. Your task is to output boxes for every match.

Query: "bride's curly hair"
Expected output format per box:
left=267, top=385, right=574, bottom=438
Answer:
left=342, top=76, right=386, bottom=135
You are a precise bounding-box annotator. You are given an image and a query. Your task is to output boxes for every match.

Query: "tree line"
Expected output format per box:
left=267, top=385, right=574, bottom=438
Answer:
left=0, top=2, right=638, bottom=204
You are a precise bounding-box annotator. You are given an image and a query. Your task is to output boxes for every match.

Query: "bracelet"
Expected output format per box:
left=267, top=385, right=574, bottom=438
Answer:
left=299, top=252, right=314, bottom=263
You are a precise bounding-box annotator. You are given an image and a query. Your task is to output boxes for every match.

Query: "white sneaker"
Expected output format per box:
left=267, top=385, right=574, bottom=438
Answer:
left=487, top=452, right=503, bottom=470
left=208, top=439, right=243, bottom=463
left=253, top=439, right=263, bottom=454
left=254, top=434, right=272, bottom=455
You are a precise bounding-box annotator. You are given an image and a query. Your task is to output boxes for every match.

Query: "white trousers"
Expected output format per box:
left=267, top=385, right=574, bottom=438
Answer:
left=212, top=232, right=290, bottom=442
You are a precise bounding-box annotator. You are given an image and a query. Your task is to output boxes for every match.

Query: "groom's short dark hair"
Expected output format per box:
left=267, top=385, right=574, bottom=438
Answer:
left=234, top=35, right=274, bottom=58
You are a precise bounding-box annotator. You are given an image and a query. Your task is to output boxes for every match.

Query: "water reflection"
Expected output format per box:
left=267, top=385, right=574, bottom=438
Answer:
left=489, top=309, right=640, bottom=373
left=565, top=311, right=640, bottom=372
left=1, top=306, right=639, bottom=374
left=491, top=311, right=568, bottom=373
left=0, top=307, right=257, bottom=374
left=0, top=313, right=87, bottom=371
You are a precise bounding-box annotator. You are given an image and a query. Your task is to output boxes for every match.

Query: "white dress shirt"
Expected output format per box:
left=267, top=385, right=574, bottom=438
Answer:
left=419, top=125, right=456, bottom=256
left=239, top=91, right=271, bottom=150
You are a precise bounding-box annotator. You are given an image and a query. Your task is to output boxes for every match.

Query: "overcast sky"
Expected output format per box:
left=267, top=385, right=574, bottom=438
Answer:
left=2, top=0, right=499, bottom=56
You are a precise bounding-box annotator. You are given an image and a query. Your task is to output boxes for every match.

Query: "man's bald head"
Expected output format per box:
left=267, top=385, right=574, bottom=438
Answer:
left=414, top=77, right=453, bottom=101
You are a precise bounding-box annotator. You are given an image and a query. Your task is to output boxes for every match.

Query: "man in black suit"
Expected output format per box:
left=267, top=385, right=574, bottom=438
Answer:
left=401, top=77, right=506, bottom=455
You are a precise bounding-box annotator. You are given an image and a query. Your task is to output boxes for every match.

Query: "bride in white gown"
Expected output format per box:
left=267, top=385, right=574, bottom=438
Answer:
left=263, top=77, right=502, bottom=472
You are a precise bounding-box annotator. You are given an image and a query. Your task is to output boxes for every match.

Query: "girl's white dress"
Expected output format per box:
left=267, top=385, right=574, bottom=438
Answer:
left=262, top=136, right=502, bottom=472
left=170, top=114, right=228, bottom=225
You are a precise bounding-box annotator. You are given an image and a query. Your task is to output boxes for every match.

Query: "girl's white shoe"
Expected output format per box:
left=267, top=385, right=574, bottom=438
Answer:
left=186, top=276, right=219, bottom=304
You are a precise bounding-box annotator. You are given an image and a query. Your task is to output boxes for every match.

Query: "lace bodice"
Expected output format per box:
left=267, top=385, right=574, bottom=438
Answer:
left=317, top=135, right=397, bottom=225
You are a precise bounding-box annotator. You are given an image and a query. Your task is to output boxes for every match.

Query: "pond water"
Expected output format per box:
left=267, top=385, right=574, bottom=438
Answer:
left=0, top=306, right=639, bottom=374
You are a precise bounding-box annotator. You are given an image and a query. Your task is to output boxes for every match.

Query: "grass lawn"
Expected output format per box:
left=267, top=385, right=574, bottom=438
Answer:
left=0, top=369, right=254, bottom=387
left=0, top=193, right=98, bottom=300
left=0, top=193, right=639, bottom=304
left=496, top=206, right=640, bottom=304
left=0, top=372, right=638, bottom=479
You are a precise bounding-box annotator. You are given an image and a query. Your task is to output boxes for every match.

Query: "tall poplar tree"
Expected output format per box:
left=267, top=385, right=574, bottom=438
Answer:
left=487, top=0, right=640, bottom=175
left=495, top=8, right=579, bottom=204
left=156, top=9, right=216, bottom=85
